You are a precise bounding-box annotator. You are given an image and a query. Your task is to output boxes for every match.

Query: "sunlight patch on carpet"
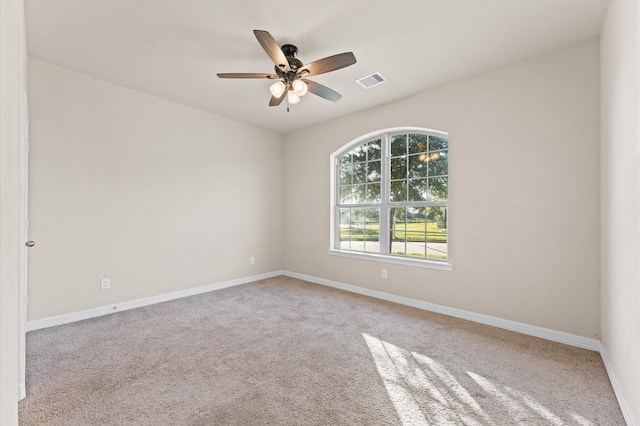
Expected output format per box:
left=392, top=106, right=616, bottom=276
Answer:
left=570, top=412, right=596, bottom=426
left=363, top=333, right=491, bottom=426
left=467, top=371, right=564, bottom=425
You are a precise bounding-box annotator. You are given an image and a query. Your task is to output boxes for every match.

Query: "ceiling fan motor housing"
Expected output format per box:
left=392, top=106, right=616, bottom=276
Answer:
left=281, top=44, right=298, bottom=57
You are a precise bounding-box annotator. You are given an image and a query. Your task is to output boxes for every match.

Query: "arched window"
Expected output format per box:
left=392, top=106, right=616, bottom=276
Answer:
left=330, top=128, right=451, bottom=269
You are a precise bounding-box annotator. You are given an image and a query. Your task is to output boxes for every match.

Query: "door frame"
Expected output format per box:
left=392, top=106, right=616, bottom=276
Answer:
left=17, top=90, right=29, bottom=400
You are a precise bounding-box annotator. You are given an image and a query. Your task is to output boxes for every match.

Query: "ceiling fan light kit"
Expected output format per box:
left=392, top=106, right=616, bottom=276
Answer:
left=217, top=30, right=356, bottom=109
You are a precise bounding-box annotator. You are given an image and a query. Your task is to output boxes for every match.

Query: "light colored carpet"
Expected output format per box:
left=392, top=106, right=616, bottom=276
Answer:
left=20, top=276, right=625, bottom=425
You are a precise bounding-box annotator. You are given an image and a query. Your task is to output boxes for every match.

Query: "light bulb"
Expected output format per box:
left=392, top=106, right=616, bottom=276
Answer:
left=292, top=79, right=308, bottom=96
left=269, top=81, right=286, bottom=97
left=287, top=90, right=301, bottom=105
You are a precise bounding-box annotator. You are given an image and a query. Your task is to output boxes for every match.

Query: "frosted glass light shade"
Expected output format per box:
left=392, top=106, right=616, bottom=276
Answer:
left=287, top=90, right=301, bottom=104
left=292, top=79, right=308, bottom=96
left=269, top=81, right=286, bottom=97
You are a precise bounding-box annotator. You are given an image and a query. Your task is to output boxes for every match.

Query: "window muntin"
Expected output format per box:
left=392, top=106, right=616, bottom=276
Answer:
left=335, top=130, right=448, bottom=262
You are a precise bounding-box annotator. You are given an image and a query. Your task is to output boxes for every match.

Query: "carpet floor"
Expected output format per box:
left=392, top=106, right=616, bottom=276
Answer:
left=19, top=276, right=625, bottom=425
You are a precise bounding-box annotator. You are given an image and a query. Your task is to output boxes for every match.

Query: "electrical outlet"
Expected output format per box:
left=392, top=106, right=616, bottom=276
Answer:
left=250, top=256, right=255, bottom=265
left=100, top=278, right=111, bottom=290
left=381, top=269, right=387, bottom=279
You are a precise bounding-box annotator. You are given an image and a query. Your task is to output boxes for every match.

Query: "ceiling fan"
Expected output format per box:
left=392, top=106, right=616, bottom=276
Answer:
left=217, top=30, right=357, bottom=108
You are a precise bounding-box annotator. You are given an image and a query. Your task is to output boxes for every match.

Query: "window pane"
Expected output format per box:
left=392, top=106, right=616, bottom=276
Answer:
left=366, top=183, right=381, bottom=203
left=427, top=244, right=447, bottom=260
left=367, top=139, right=382, bottom=160
left=427, top=207, right=447, bottom=260
left=390, top=208, right=406, bottom=255
left=408, top=178, right=427, bottom=201
left=390, top=180, right=407, bottom=202
left=339, top=163, right=352, bottom=185
left=390, top=134, right=407, bottom=157
left=339, top=208, right=350, bottom=227
left=339, top=208, right=351, bottom=250
left=364, top=208, right=380, bottom=253
left=406, top=209, right=426, bottom=258
left=353, top=184, right=367, bottom=203
left=339, top=185, right=352, bottom=204
left=391, top=207, right=406, bottom=230
left=407, top=240, right=426, bottom=258
left=339, top=207, right=381, bottom=253
left=351, top=208, right=366, bottom=228
left=391, top=239, right=406, bottom=256
left=406, top=230, right=425, bottom=241
left=408, top=134, right=428, bottom=154
left=352, top=145, right=367, bottom=162
left=364, top=231, right=380, bottom=253
left=428, top=150, right=448, bottom=176
left=407, top=207, right=427, bottom=231
left=428, top=177, right=448, bottom=201
left=340, top=154, right=351, bottom=166
left=364, top=208, right=380, bottom=226
left=350, top=208, right=375, bottom=252
left=367, top=160, right=381, bottom=182
left=408, top=154, right=427, bottom=178
left=353, top=162, right=367, bottom=184
left=429, top=136, right=448, bottom=151
left=350, top=228, right=365, bottom=251
left=390, top=157, right=407, bottom=179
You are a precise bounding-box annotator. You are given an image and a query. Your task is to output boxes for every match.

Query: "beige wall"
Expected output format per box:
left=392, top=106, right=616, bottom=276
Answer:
left=0, top=0, right=27, bottom=423
left=601, top=0, right=640, bottom=422
left=26, top=59, right=283, bottom=320
left=283, top=39, right=601, bottom=338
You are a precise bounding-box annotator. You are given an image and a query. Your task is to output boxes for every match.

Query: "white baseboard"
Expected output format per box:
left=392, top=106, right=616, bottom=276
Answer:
left=26, top=270, right=284, bottom=332
left=599, top=344, right=638, bottom=426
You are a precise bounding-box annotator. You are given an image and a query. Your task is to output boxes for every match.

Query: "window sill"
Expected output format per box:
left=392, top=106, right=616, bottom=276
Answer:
left=327, top=249, right=453, bottom=271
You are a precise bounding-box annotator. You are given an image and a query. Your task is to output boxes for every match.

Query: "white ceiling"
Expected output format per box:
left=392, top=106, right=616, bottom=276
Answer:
left=24, top=0, right=609, bottom=134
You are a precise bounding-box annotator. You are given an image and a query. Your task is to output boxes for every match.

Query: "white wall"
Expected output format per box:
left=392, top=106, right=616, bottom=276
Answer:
left=601, top=0, right=640, bottom=423
left=26, top=59, right=283, bottom=320
left=283, top=39, right=601, bottom=338
left=0, top=0, right=27, bottom=423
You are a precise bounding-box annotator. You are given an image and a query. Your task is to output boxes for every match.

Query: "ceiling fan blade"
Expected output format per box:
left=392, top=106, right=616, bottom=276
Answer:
left=302, top=79, right=342, bottom=102
left=299, top=52, right=356, bottom=77
left=269, top=89, right=287, bottom=107
left=253, top=30, right=290, bottom=72
left=217, top=73, right=278, bottom=79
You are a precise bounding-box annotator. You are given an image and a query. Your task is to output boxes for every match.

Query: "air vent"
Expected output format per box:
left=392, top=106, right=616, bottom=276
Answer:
left=356, top=72, right=387, bottom=89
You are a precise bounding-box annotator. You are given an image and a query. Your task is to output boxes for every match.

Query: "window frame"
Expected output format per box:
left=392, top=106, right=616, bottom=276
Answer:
left=328, top=127, right=452, bottom=271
